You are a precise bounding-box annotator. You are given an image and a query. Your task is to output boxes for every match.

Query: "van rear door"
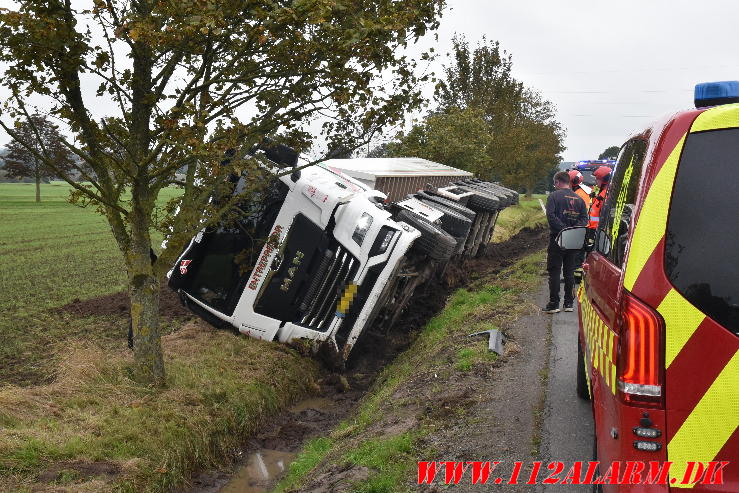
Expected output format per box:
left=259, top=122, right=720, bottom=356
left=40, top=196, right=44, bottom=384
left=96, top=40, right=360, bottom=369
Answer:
left=660, top=123, right=739, bottom=492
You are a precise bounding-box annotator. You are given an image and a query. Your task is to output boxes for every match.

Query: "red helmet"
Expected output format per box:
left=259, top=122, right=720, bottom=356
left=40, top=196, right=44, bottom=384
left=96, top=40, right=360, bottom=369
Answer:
left=568, top=170, right=583, bottom=186
left=593, top=166, right=612, bottom=184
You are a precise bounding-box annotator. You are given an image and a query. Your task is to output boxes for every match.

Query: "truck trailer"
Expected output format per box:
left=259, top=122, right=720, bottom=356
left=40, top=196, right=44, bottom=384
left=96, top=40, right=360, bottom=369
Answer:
left=167, top=148, right=518, bottom=362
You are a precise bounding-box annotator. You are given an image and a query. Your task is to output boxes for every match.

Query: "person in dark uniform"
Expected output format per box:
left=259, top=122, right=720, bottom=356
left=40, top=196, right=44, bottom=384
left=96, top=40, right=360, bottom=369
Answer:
left=544, top=171, right=588, bottom=313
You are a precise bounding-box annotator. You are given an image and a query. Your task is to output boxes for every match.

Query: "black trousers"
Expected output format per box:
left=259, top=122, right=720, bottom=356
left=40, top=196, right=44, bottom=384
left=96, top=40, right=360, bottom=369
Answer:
left=547, top=234, right=578, bottom=305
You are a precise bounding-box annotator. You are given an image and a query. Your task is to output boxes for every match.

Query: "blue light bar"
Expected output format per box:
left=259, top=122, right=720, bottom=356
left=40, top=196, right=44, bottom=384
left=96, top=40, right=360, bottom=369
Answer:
left=695, top=81, right=739, bottom=108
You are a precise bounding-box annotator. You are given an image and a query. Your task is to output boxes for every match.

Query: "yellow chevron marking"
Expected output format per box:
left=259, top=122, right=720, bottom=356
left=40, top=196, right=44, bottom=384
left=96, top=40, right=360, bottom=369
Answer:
left=623, top=135, right=686, bottom=291
left=668, top=350, right=739, bottom=488
left=657, top=289, right=706, bottom=368
left=690, top=103, right=739, bottom=132
left=578, top=284, right=617, bottom=395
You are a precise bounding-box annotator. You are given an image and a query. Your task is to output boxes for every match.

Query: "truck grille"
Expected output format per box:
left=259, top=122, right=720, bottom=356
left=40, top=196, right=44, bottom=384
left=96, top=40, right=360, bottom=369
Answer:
left=298, top=244, right=358, bottom=332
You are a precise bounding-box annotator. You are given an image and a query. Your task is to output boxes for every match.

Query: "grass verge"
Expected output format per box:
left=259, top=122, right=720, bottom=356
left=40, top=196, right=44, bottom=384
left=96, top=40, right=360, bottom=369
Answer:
left=274, top=248, right=546, bottom=493
left=493, top=194, right=546, bottom=243
left=0, top=322, right=320, bottom=492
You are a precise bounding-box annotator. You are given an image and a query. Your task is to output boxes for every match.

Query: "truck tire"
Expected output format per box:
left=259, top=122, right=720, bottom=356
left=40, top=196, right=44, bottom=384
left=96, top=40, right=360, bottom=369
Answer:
left=469, top=179, right=519, bottom=205
left=460, top=181, right=513, bottom=207
left=396, top=209, right=456, bottom=261
left=415, top=191, right=476, bottom=219
left=577, top=338, right=591, bottom=400
left=415, top=198, right=473, bottom=238
left=456, top=186, right=500, bottom=212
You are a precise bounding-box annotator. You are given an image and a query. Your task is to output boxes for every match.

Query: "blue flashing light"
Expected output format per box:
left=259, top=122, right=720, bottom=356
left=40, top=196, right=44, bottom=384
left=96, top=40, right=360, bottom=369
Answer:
left=694, top=81, right=739, bottom=108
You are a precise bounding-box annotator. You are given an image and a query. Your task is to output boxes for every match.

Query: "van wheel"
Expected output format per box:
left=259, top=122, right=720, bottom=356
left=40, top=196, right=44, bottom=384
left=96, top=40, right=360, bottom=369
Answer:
left=577, top=339, right=591, bottom=400
left=592, top=435, right=603, bottom=493
left=396, top=209, right=456, bottom=261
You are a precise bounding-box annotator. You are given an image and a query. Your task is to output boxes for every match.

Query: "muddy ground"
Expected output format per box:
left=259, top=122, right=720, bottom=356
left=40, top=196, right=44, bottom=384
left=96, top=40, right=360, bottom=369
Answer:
left=187, top=226, right=548, bottom=492
left=58, top=283, right=193, bottom=321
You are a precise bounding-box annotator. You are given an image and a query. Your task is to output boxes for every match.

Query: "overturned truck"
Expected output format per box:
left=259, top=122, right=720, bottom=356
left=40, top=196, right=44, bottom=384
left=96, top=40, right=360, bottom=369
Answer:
left=168, top=149, right=518, bottom=362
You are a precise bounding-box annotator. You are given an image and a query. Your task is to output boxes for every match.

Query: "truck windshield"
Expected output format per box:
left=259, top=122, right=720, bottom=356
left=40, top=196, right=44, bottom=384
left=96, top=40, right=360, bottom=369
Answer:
left=182, top=179, right=288, bottom=315
left=665, top=127, right=739, bottom=335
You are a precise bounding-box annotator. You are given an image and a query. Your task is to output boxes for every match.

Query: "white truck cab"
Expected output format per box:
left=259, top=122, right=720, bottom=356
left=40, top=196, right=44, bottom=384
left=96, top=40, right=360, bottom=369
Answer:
left=168, top=151, right=517, bottom=361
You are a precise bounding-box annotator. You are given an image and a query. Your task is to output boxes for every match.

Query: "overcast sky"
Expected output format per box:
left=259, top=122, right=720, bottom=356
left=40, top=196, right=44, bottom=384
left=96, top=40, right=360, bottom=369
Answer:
left=2, top=0, right=739, bottom=162
left=429, top=0, right=739, bottom=161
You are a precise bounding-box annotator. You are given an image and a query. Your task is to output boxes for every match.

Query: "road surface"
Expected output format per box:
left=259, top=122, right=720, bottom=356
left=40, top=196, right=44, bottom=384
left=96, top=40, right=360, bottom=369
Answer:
left=539, top=285, right=595, bottom=491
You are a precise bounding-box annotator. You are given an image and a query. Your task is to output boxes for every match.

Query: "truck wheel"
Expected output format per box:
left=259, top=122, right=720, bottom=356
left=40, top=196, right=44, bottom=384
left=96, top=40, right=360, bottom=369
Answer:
left=577, top=338, right=591, bottom=400
left=415, top=198, right=472, bottom=238
left=396, top=209, right=456, bottom=261
left=461, top=181, right=513, bottom=207
left=465, top=179, right=519, bottom=205
left=458, top=186, right=500, bottom=212
left=415, top=191, right=476, bottom=219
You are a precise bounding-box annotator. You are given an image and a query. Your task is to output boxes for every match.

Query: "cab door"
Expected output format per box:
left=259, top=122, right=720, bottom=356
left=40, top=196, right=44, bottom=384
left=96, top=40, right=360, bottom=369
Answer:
left=581, top=138, right=648, bottom=472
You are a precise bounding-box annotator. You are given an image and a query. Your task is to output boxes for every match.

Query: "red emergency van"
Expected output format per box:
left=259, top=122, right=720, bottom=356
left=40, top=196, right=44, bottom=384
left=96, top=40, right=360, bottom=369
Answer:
left=559, top=81, right=739, bottom=492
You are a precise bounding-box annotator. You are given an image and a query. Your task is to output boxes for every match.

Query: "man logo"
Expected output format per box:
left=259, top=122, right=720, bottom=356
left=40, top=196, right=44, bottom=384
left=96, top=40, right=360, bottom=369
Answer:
left=180, top=260, right=192, bottom=275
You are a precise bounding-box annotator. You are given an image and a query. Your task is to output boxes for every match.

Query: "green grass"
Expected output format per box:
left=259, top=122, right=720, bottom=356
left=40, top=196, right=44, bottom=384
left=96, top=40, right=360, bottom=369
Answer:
left=0, top=182, right=182, bottom=384
left=275, top=249, right=547, bottom=492
left=0, top=326, right=320, bottom=492
left=493, top=194, right=546, bottom=242
left=0, top=182, right=180, bottom=313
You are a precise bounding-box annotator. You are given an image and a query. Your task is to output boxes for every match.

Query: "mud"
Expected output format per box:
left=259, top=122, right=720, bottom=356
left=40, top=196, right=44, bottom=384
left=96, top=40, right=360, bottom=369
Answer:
left=188, top=226, right=548, bottom=493
left=57, top=282, right=193, bottom=320
left=37, top=460, right=121, bottom=484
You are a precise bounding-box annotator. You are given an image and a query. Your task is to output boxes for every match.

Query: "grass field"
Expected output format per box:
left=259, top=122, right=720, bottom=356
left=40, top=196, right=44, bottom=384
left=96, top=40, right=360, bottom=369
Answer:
left=0, top=182, right=182, bottom=385
left=0, top=182, right=182, bottom=314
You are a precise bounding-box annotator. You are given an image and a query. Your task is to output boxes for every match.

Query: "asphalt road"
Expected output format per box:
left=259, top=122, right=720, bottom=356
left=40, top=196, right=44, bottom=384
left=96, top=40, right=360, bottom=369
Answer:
left=538, top=287, right=595, bottom=491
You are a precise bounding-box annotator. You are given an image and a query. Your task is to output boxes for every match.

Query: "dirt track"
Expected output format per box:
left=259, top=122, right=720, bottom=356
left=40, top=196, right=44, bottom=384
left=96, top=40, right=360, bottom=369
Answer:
left=188, top=226, right=549, bottom=492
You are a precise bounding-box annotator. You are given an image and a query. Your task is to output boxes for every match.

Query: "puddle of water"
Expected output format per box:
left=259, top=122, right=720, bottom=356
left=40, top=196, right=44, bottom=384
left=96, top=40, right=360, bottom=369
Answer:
left=215, top=397, right=336, bottom=492
left=219, top=449, right=296, bottom=493
left=288, top=397, right=335, bottom=413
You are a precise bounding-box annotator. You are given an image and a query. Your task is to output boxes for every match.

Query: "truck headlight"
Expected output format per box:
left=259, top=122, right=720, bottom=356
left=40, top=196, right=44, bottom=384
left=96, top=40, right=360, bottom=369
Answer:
left=352, top=213, right=373, bottom=245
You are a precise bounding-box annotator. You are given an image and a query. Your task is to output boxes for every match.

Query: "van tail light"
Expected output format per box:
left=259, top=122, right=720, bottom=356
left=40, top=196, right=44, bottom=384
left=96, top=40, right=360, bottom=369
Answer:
left=617, top=291, right=665, bottom=408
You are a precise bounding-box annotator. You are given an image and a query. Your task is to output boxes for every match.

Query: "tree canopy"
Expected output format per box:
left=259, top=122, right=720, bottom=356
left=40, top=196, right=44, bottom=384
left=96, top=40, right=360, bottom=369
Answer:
left=598, top=145, right=620, bottom=160
left=4, top=114, right=75, bottom=201
left=387, top=36, right=565, bottom=195
left=0, top=0, right=445, bottom=385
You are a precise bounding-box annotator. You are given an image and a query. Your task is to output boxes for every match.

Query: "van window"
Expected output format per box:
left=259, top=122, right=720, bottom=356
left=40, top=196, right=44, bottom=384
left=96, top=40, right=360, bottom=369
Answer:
left=597, top=139, right=647, bottom=266
left=665, top=128, right=739, bottom=335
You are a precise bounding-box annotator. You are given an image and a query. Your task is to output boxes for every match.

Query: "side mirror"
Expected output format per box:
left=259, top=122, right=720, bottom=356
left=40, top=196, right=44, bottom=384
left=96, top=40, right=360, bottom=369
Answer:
left=556, top=226, right=587, bottom=250
left=596, top=229, right=612, bottom=255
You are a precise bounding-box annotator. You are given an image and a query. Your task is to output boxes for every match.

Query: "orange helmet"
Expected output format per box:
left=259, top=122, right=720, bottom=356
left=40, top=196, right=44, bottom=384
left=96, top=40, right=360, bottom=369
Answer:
left=593, top=166, right=612, bottom=184
left=568, top=169, right=583, bottom=186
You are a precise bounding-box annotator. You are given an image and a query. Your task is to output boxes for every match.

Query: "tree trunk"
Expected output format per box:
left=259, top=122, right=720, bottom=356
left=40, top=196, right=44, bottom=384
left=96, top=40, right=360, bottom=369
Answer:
left=128, top=206, right=166, bottom=387
left=525, top=184, right=533, bottom=198
left=35, top=171, right=41, bottom=202
left=129, top=270, right=165, bottom=386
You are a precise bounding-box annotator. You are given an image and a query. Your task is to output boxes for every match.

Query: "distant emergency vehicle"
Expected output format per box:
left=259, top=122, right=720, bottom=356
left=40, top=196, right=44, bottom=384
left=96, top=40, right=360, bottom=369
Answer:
left=576, top=159, right=616, bottom=186
left=558, top=81, right=739, bottom=491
